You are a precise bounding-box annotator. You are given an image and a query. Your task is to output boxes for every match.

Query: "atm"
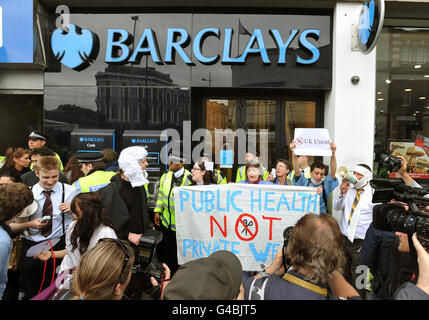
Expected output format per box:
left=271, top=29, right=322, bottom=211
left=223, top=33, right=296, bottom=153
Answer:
left=122, top=130, right=168, bottom=173
left=70, top=129, right=116, bottom=153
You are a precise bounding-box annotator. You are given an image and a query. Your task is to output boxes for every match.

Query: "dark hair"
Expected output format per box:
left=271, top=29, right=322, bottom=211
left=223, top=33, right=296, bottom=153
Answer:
left=0, top=183, right=34, bottom=222
left=101, top=148, right=119, bottom=163
left=310, top=161, right=326, bottom=173
left=0, top=168, right=22, bottom=183
left=63, top=154, right=85, bottom=184
left=29, top=147, right=55, bottom=158
left=357, top=163, right=372, bottom=172
left=70, top=192, right=115, bottom=255
left=2, top=147, right=30, bottom=170
left=287, top=214, right=345, bottom=284
left=191, top=161, right=214, bottom=185
left=275, top=159, right=292, bottom=171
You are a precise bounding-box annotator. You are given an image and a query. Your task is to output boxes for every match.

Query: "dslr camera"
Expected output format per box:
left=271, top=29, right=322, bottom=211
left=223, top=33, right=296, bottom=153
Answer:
left=371, top=178, right=429, bottom=248
left=379, top=153, right=403, bottom=173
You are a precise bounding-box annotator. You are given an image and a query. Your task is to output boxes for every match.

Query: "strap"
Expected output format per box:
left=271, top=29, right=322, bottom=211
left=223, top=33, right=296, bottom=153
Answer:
left=249, top=276, right=270, bottom=300
left=61, top=182, right=65, bottom=234
left=283, top=273, right=328, bottom=297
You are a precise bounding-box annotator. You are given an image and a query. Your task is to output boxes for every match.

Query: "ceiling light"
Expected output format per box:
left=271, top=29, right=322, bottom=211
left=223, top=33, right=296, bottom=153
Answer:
left=385, top=79, right=391, bottom=84
left=419, top=97, right=427, bottom=100
left=425, top=75, right=429, bottom=78
left=404, top=88, right=412, bottom=92
left=377, top=98, right=384, bottom=101
left=377, top=91, right=382, bottom=95
left=415, top=65, right=422, bottom=69
left=416, top=111, right=421, bottom=113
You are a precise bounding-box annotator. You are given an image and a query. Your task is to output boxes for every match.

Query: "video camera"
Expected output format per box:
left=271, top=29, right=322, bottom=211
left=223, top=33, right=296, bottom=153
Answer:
left=127, top=229, right=165, bottom=300
left=371, top=178, right=429, bottom=248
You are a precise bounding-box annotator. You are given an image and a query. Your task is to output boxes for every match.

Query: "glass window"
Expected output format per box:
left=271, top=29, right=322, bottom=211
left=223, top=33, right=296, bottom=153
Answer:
left=374, top=27, right=429, bottom=180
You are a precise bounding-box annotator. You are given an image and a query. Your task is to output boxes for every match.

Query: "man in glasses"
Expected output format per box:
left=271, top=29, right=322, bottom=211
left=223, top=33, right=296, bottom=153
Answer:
left=153, top=152, right=192, bottom=275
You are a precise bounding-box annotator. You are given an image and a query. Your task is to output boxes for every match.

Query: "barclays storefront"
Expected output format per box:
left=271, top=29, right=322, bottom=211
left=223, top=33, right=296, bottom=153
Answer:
left=2, top=0, right=423, bottom=183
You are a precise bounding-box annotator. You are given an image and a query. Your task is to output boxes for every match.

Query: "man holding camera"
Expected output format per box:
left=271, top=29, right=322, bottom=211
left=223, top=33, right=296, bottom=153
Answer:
left=244, top=214, right=360, bottom=300
left=333, top=163, right=375, bottom=297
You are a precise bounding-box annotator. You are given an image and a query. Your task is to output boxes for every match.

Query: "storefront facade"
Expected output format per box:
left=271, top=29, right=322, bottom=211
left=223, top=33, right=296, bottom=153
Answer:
left=1, top=0, right=428, bottom=182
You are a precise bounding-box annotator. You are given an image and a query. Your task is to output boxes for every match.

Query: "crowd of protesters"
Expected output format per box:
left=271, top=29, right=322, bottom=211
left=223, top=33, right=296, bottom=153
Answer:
left=0, top=130, right=428, bottom=301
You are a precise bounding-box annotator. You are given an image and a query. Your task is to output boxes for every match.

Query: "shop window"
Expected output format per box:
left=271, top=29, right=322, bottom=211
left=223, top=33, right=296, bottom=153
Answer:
left=374, top=27, right=429, bottom=181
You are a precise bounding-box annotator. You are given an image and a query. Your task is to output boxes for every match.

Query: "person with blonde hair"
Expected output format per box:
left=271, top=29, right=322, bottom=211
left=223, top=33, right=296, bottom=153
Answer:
left=53, top=239, right=135, bottom=300
left=18, top=156, right=77, bottom=299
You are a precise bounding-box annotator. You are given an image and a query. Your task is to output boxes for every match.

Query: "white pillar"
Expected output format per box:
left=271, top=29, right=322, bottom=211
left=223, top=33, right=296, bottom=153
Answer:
left=324, top=2, right=376, bottom=171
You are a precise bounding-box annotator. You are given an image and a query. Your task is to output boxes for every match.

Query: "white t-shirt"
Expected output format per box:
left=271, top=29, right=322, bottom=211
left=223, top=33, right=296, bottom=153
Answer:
left=59, top=220, right=117, bottom=274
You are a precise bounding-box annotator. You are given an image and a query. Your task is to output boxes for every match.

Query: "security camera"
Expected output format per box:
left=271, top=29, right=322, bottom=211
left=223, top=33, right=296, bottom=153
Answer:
left=351, top=76, right=360, bottom=85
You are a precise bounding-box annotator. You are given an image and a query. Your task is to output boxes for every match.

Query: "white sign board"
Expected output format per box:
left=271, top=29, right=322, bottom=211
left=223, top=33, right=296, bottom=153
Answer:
left=294, top=128, right=331, bottom=156
left=174, top=183, right=319, bottom=271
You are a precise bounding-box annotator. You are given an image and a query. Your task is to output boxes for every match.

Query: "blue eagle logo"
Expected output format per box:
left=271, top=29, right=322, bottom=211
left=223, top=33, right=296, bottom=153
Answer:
left=358, top=0, right=375, bottom=45
left=51, top=24, right=100, bottom=71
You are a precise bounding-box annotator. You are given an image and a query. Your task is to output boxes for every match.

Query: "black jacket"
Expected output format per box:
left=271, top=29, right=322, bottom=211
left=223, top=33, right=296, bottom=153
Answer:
left=98, top=174, right=150, bottom=240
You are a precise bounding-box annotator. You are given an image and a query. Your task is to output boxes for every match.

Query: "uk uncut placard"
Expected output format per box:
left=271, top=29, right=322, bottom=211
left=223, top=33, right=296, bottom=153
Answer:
left=294, top=128, right=332, bottom=156
left=174, top=183, right=320, bottom=271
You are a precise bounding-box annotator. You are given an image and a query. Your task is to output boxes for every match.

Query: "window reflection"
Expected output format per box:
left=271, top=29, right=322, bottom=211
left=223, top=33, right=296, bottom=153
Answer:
left=375, top=27, right=429, bottom=179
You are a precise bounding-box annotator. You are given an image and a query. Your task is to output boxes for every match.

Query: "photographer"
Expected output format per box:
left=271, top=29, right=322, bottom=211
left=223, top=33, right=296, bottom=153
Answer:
left=243, top=214, right=360, bottom=300
left=395, top=233, right=429, bottom=299
left=360, top=155, right=421, bottom=299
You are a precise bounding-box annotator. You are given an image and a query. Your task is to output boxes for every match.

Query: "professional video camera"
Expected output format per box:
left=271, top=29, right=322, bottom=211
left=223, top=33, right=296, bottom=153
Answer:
left=371, top=178, right=429, bottom=248
left=127, top=229, right=165, bottom=300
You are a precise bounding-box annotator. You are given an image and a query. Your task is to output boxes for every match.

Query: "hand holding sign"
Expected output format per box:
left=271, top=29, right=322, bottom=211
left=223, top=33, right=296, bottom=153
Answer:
left=293, top=128, right=332, bottom=156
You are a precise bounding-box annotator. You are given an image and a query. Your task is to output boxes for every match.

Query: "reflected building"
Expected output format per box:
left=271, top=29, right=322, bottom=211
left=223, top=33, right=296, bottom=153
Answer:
left=95, top=65, right=190, bottom=131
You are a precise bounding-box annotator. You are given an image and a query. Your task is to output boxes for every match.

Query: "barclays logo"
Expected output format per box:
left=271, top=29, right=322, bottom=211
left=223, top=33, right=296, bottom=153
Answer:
left=79, top=137, right=104, bottom=142
left=131, top=138, right=157, bottom=144
left=51, top=24, right=100, bottom=71
left=358, top=0, right=375, bottom=45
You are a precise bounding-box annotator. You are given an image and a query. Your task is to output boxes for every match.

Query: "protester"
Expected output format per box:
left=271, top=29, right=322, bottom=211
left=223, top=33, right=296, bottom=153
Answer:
left=101, top=148, right=119, bottom=172
left=0, top=183, right=34, bottom=299
left=0, top=170, right=22, bottom=184
left=267, top=159, right=293, bottom=185
left=0, top=147, right=31, bottom=180
left=17, top=156, right=77, bottom=299
left=154, top=152, right=192, bottom=275
left=53, top=239, right=135, bottom=300
left=191, top=161, right=214, bottom=185
left=289, top=141, right=338, bottom=214
left=72, top=152, right=116, bottom=194
left=235, top=152, right=269, bottom=182
left=238, top=159, right=273, bottom=185
left=287, top=154, right=312, bottom=182
left=161, top=250, right=244, bottom=300
left=34, top=192, right=117, bottom=275
left=63, top=153, right=85, bottom=185
left=201, top=156, right=226, bottom=184
left=244, top=213, right=360, bottom=300
left=21, top=147, right=69, bottom=186
left=333, top=163, right=374, bottom=297
left=99, top=146, right=151, bottom=247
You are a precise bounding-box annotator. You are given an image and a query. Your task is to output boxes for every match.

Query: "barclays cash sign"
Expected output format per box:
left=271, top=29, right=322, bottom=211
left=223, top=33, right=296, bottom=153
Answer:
left=51, top=24, right=322, bottom=71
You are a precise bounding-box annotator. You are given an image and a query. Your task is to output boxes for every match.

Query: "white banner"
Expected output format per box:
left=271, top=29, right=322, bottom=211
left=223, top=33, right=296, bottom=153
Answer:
left=294, top=128, right=331, bottom=156
left=174, top=183, right=320, bottom=271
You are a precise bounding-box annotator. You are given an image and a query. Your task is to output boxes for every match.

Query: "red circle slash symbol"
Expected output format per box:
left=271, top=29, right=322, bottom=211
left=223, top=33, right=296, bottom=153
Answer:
left=235, top=213, right=258, bottom=241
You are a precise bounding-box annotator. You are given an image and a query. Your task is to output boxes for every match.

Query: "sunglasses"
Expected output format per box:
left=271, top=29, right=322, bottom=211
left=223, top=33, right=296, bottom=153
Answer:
left=97, top=238, right=131, bottom=281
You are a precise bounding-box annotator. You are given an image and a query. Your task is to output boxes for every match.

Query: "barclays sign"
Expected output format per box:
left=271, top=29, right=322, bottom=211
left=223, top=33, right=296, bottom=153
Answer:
left=51, top=23, right=322, bottom=71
